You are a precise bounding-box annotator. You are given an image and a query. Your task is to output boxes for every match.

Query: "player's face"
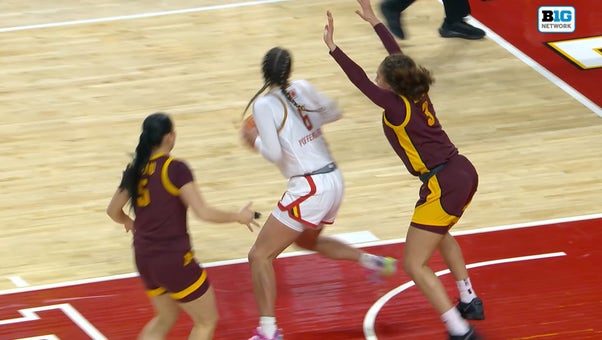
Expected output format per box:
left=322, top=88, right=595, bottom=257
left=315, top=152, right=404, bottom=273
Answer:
left=166, top=130, right=176, bottom=151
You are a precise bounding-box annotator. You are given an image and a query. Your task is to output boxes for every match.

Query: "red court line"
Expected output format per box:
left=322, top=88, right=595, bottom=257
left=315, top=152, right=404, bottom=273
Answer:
left=470, top=0, right=602, bottom=114
left=1, top=216, right=601, bottom=339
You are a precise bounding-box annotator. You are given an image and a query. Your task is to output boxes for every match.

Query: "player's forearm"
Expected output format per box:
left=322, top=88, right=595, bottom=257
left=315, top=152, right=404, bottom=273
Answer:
left=255, top=137, right=283, bottom=164
left=107, top=189, right=132, bottom=224
left=107, top=208, right=132, bottom=225
left=196, top=205, right=242, bottom=224
left=374, top=23, right=402, bottom=55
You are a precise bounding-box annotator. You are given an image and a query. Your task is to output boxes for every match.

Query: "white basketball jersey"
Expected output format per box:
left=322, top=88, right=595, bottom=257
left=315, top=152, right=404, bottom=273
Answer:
left=252, top=79, right=342, bottom=178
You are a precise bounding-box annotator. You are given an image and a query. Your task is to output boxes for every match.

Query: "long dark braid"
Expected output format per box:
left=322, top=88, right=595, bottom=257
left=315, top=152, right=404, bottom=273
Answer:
left=242, top=82, right=269, bottom=119
left=242, top=47, right=318, bottom=118
left=119, top=112, right=173, bottom=209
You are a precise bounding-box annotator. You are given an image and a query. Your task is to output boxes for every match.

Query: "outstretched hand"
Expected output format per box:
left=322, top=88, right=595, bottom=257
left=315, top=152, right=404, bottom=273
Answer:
left=323, top=10, right=337, bottom=52
left=355, top=0, right=381, bottom=26
left=238, top=201, right=261, bottom=232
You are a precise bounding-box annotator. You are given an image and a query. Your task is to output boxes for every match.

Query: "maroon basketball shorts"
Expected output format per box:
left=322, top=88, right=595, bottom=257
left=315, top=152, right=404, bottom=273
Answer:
left=411, top=154, right=478, bottom=234
left=135, top=251, right=211, bottom=303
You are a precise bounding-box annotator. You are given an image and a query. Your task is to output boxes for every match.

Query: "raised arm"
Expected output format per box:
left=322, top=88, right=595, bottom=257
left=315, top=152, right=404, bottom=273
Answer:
left=323, top=10, right=396, bottom=109
left=355, top=0, right=402, bottom=55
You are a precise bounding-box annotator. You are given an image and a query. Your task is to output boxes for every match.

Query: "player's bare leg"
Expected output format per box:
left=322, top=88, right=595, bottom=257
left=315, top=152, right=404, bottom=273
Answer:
left=248, top=214, right=299, bottom=339
left=294, top=228, right=361, bottom=260
left=404, top=226, right=475, bottom=338
left=295, top=227, right=397, bottom=279
left=439, top=232, right=484, bottom=321
left=139, top=294, right=179, bottom=340
left=439, top=232, right=469, bottom=280
left=179, top=286, right=219, bottom=340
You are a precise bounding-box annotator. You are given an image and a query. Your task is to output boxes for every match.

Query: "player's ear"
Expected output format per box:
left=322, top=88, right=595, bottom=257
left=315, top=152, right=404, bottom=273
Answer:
left=164, top=130, right=176, bottom=146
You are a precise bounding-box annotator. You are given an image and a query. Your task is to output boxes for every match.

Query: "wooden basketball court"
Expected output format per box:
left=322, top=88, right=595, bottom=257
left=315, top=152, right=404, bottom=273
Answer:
left=0, top=0, right=600, bottom=338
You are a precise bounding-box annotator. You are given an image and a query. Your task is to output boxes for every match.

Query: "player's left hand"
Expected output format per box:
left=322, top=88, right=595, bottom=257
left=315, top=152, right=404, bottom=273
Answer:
left=355, top=0, right=380, bottom=26
left=238, top=201, right=261, bottom=232
left=323, top=11, right=337, bottom=52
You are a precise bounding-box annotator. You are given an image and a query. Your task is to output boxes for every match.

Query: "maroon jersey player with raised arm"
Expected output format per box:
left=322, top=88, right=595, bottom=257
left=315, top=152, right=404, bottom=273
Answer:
left=323, top=1, right=485, bottom=339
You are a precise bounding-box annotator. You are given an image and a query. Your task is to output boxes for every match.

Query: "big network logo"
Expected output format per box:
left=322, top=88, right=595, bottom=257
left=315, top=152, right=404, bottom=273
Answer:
left=538, top=6, right=576, bottom=33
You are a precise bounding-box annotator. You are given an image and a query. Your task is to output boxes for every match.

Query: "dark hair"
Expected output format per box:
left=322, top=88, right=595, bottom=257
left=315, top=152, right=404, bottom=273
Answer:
left=242, top=47, right=315, bottom=118
left=119, top=112, right=173, bottom=208
left=379, top=54, right=434, bottom=102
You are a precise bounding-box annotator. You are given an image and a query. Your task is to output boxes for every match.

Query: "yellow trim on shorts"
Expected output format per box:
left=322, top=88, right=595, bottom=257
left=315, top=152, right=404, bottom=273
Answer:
left=161, top=157, right=180, bottom=196
left=411, top=176, right=459, bottom=227
left=147, top=286, right=167, bottom=298
left=169, top=269, right=208, bottom=300
left=183, top=251, right=194, bottom=266
left=291, top=205, right=300, bottom=218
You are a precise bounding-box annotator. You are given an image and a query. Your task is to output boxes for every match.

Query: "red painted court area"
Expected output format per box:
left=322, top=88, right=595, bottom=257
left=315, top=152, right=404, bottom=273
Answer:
left=470, top=0, right=602, bottom=110
left=1, top=217, right=601, bottom=339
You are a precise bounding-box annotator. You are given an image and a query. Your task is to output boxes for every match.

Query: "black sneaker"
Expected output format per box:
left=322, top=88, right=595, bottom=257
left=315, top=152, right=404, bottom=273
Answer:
left=379, top=0, right=405, bottom=39
left=449, top=326, right=481, bottom=340
left=438, top=20, right=485, bottom=40
left=456, top=297, right=485, bottom=320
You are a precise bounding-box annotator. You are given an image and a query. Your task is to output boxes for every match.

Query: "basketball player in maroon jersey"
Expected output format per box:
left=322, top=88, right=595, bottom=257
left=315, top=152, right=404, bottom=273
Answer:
left=107, top=112, right=259, bottom=340
left=323, top=1, right=484, bottom=339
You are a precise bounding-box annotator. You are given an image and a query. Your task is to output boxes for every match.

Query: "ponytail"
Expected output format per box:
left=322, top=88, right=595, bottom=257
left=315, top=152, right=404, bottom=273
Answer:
left=119, top=113, right=173, bottom=209
left=242, top=82, right=269, bottom=119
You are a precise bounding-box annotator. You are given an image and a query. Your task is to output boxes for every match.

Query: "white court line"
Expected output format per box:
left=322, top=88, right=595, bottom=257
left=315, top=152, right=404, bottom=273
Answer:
left=345, top=212, right=602, bottom=249
left=0, top=213, right=599, bottom=296
left=0, top=0, right=287, bottom=33
left=8, top=276, right=29, bottom=287
left=0, top=304, right=107, bottom=339
left=464, top=16, right=602, bottom=117
left=331, top=230, right=380, bottom=244
left=363, top=251, right=567, bottom=340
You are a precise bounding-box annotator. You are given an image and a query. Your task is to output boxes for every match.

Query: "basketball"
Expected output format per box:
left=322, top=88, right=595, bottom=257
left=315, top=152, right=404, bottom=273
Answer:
left=241, top=115, right=258, bottom=149
left=243, top=115, right=255, bottom=130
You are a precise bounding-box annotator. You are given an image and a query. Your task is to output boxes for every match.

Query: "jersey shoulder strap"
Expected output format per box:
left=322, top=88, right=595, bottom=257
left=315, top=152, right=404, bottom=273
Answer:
left=160, top=157, right=179, bottom=196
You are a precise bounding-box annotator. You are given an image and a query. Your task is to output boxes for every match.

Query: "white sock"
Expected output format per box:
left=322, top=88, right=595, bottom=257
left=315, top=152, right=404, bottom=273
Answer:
left=441, top=307, right=470, bottom=336
left=359, top=253, right=380, bottom=270
left=456, top=278, right=477, bottom=303
left=260, top=316, right=277, bottom=338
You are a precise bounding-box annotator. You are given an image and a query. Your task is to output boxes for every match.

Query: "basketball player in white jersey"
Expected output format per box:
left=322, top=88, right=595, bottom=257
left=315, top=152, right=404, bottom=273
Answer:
left=241, top=47, right=397, bottom=340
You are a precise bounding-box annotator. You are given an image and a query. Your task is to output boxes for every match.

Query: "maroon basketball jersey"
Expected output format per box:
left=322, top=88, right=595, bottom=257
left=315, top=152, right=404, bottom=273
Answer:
left=382, top=95, right=458, bottom=176
left=132, top=153, right=193, bottom=256
left=330, top=23, right=458, bottom=177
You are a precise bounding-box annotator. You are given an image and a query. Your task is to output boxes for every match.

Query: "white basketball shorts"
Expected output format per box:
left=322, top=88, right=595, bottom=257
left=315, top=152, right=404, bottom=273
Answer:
left=272, top=168, right=344, bottom=232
